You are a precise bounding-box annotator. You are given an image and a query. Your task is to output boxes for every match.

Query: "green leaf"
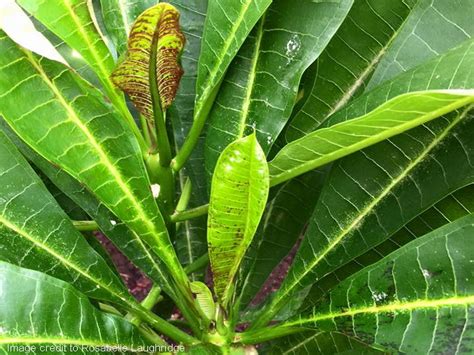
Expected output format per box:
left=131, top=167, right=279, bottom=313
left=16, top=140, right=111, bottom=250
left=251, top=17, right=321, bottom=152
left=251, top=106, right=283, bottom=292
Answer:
left=238, top=170, right=327, bottom=309
left=285, top=0, right=419, bottom=141
left=111, top=3, right=185, bottom=119
left=269, top=90, right=474, bottom=185
left=0, top=33, right=187, bottom=289
left=0, top=130, right=131, bottom=306
left=302, top=183, right=474, bottom=312
left=265, top=331, right=384, bottom=354
left=168, top=0, right=209, bottom=277
left=190, top=281, right=216, bottom=325
left=368, top=0, right=474, bottom=89
left=278, top=214, right=474, bottom=354
left=100, top=0, right=158, bottom=56
left=208, top=133, right=269, bottom=307
left=0, top=121, right=180, bottom=304
left=15, top=0, right=129, bottom=119
left=194, top=0, right=272, bottom=123
left=254, top=105, right=474, bottom=327
left=0, top=261, right=152, bottom=353
left=204, top=0, right=353, bottom=176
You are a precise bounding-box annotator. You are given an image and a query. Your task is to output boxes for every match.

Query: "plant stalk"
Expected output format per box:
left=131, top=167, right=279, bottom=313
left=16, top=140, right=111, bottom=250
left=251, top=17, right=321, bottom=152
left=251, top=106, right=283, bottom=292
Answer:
left=184, top=253, right=209, bottom=275
left=171, top=204, right=209, bottom=223
left=237, top=325, right=306, bottom=345
left=73, top=220, right=99, bottom=232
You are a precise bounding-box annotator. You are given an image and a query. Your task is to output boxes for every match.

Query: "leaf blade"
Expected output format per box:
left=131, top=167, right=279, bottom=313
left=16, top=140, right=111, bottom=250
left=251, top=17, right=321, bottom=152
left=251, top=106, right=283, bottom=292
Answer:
left=208, top=133, right=269, bottom=307
left=0, top=261, right=152, bottom=352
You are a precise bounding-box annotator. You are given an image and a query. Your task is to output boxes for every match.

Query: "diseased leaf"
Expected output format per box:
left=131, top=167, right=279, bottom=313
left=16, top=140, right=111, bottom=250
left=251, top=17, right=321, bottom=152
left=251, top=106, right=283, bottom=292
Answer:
left=278, top=214, right=474, bottom=354
left=204, top=0, right=353, bottom=177
left=194, top=0, right=272, bottom=123
left=0, top=33, right=188, bottom=289
left=254, top=104, right=474, bottom=327
left=100, top=0, right=158, bottom=56
left=0, top=261, right=152, bottom=353
left=0, top=130, right=132, bottom=306
left=208, top=133, right=269, bottom=307
left=269, top=90, right=474, bottom=185
left=368, top=0, right=474, bottom=89
left=111, top=3, right=185, bottom=119
left=285, top=0, right=418, bottom=140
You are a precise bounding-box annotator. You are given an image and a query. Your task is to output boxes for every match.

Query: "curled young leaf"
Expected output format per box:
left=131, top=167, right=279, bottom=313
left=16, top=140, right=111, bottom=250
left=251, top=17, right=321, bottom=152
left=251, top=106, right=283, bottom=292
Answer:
left=111, top=3, right=185, bottom=119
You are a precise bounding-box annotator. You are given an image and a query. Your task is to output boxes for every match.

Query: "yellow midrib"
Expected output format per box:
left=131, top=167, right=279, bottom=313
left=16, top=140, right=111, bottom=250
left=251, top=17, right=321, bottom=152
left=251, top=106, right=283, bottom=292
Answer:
left=23, top=50, right=163, bottom=250
left=286, top=295, right=474, bottom=325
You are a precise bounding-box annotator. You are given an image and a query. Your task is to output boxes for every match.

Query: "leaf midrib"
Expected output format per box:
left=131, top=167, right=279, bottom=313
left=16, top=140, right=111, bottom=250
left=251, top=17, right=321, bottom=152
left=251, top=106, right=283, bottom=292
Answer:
left=285, top=295, right=474, bottom=326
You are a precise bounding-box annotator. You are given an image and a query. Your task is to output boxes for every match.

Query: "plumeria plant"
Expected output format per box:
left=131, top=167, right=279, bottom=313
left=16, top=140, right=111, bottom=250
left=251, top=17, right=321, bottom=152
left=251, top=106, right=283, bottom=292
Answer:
left=0, top=0, right=473, bottom=353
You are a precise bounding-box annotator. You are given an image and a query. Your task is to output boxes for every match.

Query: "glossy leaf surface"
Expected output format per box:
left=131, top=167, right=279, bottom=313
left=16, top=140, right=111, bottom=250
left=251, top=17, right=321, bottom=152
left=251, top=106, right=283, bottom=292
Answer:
left=208, top=134, right=269, bottom=307
left=0, top=261, right=151, bottom=353
left=204, top=0, right=353, bottom=176
left=269, top=90, right=474, bottom=185
left=194, top=0, right=272, bottom=122
left=0, top=130, right=131, bottom=305
left=281, top=214, right=474, bottom=354
left=0, top=33, right=186, bottom=287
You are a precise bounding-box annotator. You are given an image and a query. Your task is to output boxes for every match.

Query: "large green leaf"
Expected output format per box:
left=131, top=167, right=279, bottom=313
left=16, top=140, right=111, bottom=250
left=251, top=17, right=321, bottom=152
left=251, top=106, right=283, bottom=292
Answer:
left=193, top=0, right=271, bottom=123
left=253, top=105, right=474, bottom=327
left=302, top=184, right=474, bottom=313
left=368, top=0, right=474, bottom=89
left=0, top=33, right=187, bottom=289
left=15, top=0, right=131, bottom=120
left=0, top=261, right=152, bottom=353
left=204, top=0, right=353, bottom=177
left=269, top=90, right=474, bottom=185
left=169, top=0, right=210, bottom=276
left=0, top=121, right=179, bottom=303
left=277, top=214, right=474, bottom=353
left=237, top=170, right=327, bottom=309
left=99, top=0, right=158, bottom=56
left=0, top=130, right=131, bottom=306
left=285, top=0, right=417, bottom=140
left=208, top=134, right=269, bottom=307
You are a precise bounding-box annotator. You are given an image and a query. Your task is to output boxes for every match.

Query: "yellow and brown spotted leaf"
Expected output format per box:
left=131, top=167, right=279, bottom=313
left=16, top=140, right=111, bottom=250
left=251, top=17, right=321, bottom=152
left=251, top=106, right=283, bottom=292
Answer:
left=111, top=3, right=185, bottom=119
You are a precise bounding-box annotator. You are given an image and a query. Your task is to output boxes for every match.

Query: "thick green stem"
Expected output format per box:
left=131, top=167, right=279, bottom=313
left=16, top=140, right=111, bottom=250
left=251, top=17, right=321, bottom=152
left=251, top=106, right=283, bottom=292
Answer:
left=171, top=204, right=209, bottom=223
left=73, top=220, right=99, bottom=232
left=129, top=285, right=162, bottom=326
left=185, top=253, right=209, bottom=275
left=129, top=303, right=199, bottom=345
left=237, top=326, right=306, bottom=345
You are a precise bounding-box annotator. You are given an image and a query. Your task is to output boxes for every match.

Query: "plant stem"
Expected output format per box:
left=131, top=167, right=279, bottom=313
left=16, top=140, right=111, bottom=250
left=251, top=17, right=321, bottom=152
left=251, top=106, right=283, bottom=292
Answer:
left=138, top=324, right=169, bottom=347
left=185, top=253, right=209, bottom=275
left=129, top=303, right=199, bottom=345
left=236, top=326, right=306, bottom=345
left=73, top=220, right=99, bottom=232
left=129, top=284, right=162, bottom=326
left=171, top=204, right=209, bottom=223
